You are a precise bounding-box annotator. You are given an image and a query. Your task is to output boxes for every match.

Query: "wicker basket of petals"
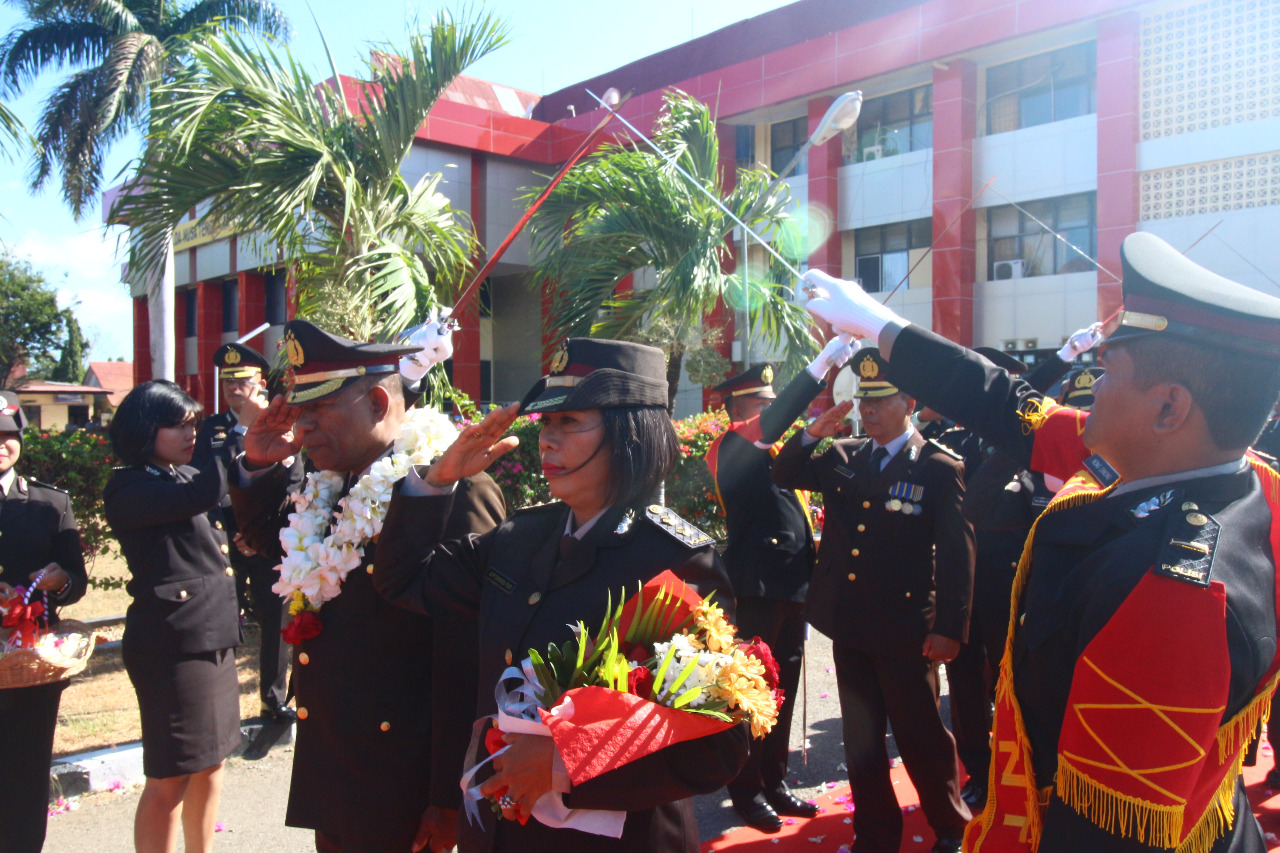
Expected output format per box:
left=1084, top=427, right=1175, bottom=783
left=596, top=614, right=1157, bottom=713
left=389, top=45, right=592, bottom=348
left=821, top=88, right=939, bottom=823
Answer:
left=0, top=619, right=96, bottom=690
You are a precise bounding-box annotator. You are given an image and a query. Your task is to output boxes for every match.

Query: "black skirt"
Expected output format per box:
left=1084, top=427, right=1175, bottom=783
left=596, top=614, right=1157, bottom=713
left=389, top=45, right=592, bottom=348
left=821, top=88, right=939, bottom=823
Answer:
left=123, top=638, right=241, bottom=778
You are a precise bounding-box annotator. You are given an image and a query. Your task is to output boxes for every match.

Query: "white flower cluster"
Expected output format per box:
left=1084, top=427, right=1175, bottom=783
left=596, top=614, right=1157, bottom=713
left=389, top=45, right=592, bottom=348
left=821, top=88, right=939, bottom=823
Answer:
left=272, top=407, right=460, bottom=609
left=650, top=633, right=730, bottom=708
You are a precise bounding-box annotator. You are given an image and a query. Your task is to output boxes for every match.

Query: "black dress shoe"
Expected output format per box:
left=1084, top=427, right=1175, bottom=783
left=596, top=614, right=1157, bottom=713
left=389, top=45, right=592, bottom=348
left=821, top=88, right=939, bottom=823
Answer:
left=732, top=799, right=783, bottom=833
left=765, top=788, right=820, bottom=817
left=930, top=839, right=963, bottom=853
left=960, top=781, right=987, bottom=809
left=244, top=707, right=297, bottom=760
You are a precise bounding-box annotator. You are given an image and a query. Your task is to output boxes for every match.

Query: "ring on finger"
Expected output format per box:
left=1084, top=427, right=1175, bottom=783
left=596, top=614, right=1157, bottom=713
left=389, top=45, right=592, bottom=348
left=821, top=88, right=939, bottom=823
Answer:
left=498, top=794, right=516, bottom=810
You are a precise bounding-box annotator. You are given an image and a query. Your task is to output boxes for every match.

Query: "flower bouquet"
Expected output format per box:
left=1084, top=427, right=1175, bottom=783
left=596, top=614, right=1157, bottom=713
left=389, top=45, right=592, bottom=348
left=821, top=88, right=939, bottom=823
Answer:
left=461, top=570, right=781, bottom=836
left=0, top=584, right=94, bottom=690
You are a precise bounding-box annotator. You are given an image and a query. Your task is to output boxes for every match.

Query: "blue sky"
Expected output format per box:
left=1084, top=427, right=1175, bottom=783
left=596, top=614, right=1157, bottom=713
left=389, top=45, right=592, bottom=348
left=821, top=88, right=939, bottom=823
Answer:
left=0, top=0, right=794, bottom=363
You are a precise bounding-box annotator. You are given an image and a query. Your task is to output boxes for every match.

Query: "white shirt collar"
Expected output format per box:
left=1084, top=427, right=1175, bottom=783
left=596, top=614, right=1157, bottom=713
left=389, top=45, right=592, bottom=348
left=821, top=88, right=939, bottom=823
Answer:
left=565, top=507, right=611, bottom=540
left=0, top=468, right=14, bottom=497
left=1109, top=457, right=1249, bottom=497
left=871, top=425, right=916, bottom=464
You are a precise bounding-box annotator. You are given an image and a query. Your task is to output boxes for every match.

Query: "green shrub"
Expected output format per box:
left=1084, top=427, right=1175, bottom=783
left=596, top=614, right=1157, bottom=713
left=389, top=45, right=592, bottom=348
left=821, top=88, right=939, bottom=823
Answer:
left=666, top=409, right=730, bottom=540
left=18, top=429, right=116, bottom=575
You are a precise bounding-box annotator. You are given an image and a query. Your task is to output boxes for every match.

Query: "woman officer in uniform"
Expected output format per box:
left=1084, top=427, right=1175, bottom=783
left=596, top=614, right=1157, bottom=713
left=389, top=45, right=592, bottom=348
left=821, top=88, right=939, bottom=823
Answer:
left=105, top=380, right=240, bottom=853
left=0, top=390, right=88, bottom=853
left=374, top=338, right=748, bottom=853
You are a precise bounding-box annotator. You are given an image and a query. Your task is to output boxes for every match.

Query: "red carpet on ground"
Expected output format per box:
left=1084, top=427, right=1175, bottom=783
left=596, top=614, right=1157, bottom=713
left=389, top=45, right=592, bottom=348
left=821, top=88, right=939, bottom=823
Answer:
left=703, top=739, right=1280, bottom=852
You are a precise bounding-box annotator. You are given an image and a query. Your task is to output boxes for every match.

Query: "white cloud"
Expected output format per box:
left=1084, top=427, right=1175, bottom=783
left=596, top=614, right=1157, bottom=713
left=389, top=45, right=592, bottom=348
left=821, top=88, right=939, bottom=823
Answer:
left=9, top=226, right=135, bottom=362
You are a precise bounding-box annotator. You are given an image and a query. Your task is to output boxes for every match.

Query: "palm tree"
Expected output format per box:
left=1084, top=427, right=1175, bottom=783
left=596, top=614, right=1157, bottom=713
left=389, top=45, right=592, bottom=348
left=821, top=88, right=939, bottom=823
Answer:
left=0, top=0, right=288, bottom=217
left=111, top=11, right=508, bottom=343
left=0, top=0, right=288, bottom=381
left=526, top=88, right=818, bottom=412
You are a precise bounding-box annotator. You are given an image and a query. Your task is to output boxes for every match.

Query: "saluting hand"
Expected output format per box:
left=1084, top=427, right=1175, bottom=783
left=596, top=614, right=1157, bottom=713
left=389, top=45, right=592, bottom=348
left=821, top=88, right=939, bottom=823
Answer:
left=424, top=403, right=521, bottom=489
left=243, top=394, right=301, bottom=467
left=804, top=401, right=855, bottom=440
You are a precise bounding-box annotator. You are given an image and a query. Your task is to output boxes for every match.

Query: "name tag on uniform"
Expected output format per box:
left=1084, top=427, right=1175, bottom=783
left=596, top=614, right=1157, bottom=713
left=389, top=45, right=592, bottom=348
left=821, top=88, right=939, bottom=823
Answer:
left=835, top=465, right=856, bottom=479
left=486, top=568, right=516, bottom=594
left=1082, top=454, right=1120, bottom=487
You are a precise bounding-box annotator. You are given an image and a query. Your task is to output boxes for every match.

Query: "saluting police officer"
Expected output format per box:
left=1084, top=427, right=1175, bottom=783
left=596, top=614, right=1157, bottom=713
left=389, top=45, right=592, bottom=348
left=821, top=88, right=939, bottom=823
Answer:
left=772, top=349, right=974, bottom=853
left=230, top=320, right=506, bottom=853
left=706, top=337, right=853, bottom=832
left=802, top=232, right=1280, bottom=851
left=192, top=342, right=295, bottom=751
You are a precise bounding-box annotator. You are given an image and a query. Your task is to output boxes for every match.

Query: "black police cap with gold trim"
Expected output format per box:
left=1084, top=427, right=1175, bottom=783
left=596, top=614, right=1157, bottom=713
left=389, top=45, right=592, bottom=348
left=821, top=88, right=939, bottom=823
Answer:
left=0, top=390, right=27, bottom=433
left=1110, top=232, right=1280, bottom=357
left=1063, top=367, right=1103, bottom=410
left=711, top=363, right=777, bottom=400
left=519, top=338, right=668, bottom=414
left=213, top=342, right=269, bottom=381
left=852, top=348, right=899, bottom=398
left=282, top=320, right=417, bottom=405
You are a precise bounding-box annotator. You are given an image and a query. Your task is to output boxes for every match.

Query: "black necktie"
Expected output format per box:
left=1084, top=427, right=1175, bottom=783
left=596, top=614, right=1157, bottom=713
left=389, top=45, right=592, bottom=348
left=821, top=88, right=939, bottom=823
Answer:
left=558, top=534, right=577, bottom=564
left=870, top=446, right=889, bottom=475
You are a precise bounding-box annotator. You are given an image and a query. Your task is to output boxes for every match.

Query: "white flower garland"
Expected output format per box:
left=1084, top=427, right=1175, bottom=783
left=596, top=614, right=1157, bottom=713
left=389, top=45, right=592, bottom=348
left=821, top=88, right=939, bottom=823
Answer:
left=273, top=406, right=461, bottom=612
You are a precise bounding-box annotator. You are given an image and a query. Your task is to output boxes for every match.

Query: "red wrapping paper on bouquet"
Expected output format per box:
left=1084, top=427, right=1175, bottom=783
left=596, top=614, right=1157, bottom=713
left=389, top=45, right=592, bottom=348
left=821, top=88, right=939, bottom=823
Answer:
left=615, top=570, right=702, bottom=643
left=540, top=685, right=736, bottom=786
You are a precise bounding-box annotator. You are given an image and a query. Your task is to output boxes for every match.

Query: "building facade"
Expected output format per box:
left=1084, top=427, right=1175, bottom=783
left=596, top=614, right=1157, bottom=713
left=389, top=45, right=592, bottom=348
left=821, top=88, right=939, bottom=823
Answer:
left=121, top=0, right=1280, bottom=417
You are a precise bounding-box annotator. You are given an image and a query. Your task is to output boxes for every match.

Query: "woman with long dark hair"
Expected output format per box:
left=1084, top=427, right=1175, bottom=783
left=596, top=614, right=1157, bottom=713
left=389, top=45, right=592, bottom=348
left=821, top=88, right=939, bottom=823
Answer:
left=0, top=390, right=88, bottom=853
left=373, top=339, right=748, bottom=853
left=104, top=380, right=240, bottom=853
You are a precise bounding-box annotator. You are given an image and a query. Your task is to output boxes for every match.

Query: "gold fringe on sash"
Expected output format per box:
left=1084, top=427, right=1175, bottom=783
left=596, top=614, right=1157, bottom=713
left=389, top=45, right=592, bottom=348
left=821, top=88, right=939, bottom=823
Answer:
left=1016, top=398, right=1057, bottom=435
left=1055, top=754, right=1184, bottom=849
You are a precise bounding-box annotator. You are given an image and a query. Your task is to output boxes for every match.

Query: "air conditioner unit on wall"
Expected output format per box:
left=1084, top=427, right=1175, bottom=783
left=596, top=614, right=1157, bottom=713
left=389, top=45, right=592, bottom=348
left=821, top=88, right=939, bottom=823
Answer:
left=994, top=259, right=1025, bottom=280
left=862, top=145, right=884, bottom=161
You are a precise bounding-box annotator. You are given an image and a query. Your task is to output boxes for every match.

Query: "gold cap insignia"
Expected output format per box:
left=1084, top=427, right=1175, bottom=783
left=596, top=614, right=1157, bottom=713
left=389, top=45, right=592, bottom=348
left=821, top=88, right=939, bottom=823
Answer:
left=550, top=341, right=570, bottom=375
left=224, top=349, right=241, bottom=365
left=761, top=365, right=774, bottom=384
left=284, top=331, right=305, bottom=368
left=1075, top=371, right=1096, bottom=389
left=859, top=354, right=880, bottom=380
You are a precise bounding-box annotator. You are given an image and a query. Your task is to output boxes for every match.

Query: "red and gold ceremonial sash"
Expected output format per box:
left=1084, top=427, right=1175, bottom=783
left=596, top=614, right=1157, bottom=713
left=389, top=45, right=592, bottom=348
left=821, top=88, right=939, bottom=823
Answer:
left=965, top=412, right=1280, bottom=852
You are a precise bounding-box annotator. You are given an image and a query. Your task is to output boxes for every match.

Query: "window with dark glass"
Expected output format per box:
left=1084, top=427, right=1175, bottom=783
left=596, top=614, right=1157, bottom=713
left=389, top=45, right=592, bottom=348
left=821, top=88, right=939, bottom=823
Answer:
left=735, top=125, right=756, bottom=170
left=769, top=116, right=809, bottom=176
left=183, top=287, right=197, bottom=337
left=265, top=269, right=288, bottom=325
left=986, top=42, right=1096, bottom=134
left=987, top=193, right=1096, bottom=279
left=854, top=219, right=932, bottom=293
left=854, top=85, right=932, bottom=162
left=221, top=280, right=239, bottom=333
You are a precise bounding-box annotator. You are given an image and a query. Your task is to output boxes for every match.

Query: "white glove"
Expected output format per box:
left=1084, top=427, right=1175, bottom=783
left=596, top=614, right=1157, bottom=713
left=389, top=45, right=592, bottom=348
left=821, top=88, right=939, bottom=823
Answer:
left=1056, top=322, right=1103, bottom=362
left=807, top=334, right=860, bottom=381
left=801, top=270, right=904, bottom=341
left=398, top=308, right=454, bottom=381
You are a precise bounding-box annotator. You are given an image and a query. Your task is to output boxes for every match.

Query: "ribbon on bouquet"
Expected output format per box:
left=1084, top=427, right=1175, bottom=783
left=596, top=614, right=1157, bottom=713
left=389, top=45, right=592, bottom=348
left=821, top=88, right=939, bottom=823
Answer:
left=459, top=661, right=627, bottom=838
left=1, top=584, right=48, bottom=649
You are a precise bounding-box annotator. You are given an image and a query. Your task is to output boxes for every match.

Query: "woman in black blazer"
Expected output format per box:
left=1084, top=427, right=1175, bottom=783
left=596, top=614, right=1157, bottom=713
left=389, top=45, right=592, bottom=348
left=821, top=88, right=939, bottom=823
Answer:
left=104, top=381, right=240, bottom=853
left=0, top=390, right=88, bottom=853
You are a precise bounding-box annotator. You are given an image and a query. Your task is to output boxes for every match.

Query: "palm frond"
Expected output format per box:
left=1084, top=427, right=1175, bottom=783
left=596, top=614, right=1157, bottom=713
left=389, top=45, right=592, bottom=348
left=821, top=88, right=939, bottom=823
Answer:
left=163, top=0, right=288, bottom=41
left=0, top=20, right=113, bottom=91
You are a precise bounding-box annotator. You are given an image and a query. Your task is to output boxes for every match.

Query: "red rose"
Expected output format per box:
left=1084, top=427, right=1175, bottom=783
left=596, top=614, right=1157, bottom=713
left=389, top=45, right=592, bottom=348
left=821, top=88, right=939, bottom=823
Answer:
left=627, top=665, right=655, bottom=697
left=484, top=726, right=508, bottom=756
left=282, top=610, right=322, bottom=645
left=740, top=637, right=781, bottom=688
left=626, top=644, right=650, bottom=664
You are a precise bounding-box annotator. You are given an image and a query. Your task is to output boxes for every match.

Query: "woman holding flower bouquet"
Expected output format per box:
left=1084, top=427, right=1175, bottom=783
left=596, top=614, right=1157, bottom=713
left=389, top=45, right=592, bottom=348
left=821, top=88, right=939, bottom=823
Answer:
left=0, top=390, right=88, bottom=853
left=105, top=381, right=240, bottom=853
left=376, top=338, right=754, bottom=853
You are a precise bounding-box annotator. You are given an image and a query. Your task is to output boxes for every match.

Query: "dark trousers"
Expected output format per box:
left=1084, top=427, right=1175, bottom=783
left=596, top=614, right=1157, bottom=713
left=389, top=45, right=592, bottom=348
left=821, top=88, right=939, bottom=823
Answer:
left=0, top=680, right=66, bottom=853
left=948, top=559, right=1017, bottom=784
left=727, top=597, right=806, bottom=803
left=234, top=550, right=289, bottom=710
left=832, top=642, right=969, bottom=853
